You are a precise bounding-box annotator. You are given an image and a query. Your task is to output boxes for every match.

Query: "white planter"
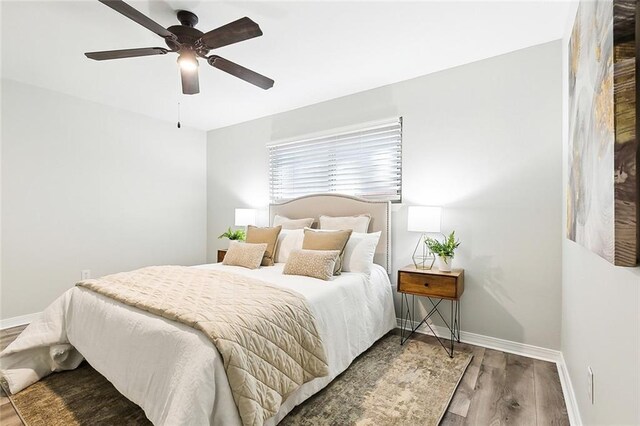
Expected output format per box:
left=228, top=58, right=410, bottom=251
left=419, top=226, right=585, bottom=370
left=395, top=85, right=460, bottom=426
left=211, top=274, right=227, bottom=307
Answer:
left=436, top=255, right=453, bottom=272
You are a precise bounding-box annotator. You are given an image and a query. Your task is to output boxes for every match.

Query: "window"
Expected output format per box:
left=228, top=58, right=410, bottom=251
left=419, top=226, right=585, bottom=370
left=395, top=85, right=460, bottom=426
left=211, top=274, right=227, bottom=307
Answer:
left=268, top=118, right=402, bottom=203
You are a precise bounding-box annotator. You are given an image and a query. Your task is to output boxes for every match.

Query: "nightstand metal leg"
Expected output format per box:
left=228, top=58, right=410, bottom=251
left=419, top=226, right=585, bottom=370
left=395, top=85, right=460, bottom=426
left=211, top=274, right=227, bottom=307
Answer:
left=401, top=293, right=437, bottom=345
left=459, top=300, right=461, bottom=341
left=419, top=297, right=462, bottom=357
left=400, top=293, right=405, bottom=344
left=455, top=300, right=461, bottom=342
left=400, top=295, right=403, bottom=343
left=450, top=300, right=454, bottom=357
left=400, top=293, right=415, bottom=345
left=400, top=293, right=462, bottom=357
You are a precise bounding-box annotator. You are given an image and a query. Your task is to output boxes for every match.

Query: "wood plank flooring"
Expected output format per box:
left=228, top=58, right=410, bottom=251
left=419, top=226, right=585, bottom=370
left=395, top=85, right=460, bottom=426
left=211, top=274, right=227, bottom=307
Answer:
left=0, top=325, right=569, bottom=425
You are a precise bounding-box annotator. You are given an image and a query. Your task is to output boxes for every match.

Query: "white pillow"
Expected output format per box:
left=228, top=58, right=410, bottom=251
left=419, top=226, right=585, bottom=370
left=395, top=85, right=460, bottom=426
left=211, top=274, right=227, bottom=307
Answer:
left=342, top=231, right=381, bottom=275
left=272, top=215, right=314, bottom=230
left=320, top=214, right=371, bottom=233
left=275, top=229, right=305, bottom=263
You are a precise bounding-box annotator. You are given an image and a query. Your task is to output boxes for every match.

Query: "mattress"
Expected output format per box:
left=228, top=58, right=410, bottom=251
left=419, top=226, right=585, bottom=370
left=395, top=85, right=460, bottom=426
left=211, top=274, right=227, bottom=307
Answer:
left=1, top=263, right=396, bottom=425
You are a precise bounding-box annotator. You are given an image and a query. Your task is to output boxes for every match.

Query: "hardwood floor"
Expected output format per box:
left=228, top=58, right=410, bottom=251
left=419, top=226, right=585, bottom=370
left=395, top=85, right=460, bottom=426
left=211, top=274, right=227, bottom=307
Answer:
left=0, top=325, right=569, bottom=425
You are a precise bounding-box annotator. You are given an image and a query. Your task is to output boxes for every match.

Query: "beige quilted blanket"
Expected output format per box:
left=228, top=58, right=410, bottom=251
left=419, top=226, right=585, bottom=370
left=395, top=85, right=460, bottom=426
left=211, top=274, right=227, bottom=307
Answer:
left=77, top=266, right=329, bottom=426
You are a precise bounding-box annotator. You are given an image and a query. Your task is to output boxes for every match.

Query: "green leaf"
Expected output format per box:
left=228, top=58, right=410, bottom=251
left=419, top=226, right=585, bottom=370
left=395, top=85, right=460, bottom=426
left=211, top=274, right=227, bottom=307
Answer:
left=218, top=227, right=246, bottom=241
left=423, top=230, right=460, bottom=258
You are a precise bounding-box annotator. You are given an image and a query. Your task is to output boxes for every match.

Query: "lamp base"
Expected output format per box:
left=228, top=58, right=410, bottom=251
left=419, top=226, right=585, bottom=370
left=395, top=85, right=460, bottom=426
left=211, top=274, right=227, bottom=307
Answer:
left=412, top=234, right=436, bottom=270
left=412, top=255, right=436, bottom=270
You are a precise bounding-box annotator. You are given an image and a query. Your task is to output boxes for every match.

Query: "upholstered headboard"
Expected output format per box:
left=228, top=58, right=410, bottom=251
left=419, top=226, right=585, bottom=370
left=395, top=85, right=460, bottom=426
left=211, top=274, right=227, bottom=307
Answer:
left=269, top=193, right=391, bottom=272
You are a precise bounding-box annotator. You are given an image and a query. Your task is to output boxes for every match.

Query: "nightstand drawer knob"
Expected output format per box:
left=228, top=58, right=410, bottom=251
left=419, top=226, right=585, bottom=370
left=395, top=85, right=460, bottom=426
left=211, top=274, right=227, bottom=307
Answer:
left=423, top=283, right=429, bottom=287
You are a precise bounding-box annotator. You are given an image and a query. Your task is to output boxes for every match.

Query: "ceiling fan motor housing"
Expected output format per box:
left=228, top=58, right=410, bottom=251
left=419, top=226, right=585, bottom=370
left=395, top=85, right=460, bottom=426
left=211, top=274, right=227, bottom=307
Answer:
left=177, top=10, right=198, bottom=27
left=165, top=11, right=208, bottom=55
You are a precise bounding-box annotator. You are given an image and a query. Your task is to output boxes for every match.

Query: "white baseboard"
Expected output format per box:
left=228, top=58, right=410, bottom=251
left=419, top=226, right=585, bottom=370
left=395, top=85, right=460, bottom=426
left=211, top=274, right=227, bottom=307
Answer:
left=396, top=318, right=581, bottom=425
left=1, top=312, right=40, bottom=330
left=557, top=353, right=583, bottom=426
left=396, top=317, right=561, bottom=362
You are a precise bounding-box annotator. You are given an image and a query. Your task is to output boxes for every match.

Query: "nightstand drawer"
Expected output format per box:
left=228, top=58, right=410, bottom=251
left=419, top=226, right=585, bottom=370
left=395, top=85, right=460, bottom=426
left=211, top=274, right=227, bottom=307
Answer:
left=398, top=271, right=457, bottom=298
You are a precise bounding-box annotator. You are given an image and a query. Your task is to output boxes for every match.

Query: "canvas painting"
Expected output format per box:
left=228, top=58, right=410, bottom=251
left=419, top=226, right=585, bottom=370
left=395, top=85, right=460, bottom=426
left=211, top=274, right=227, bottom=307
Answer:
left=567, top=0, right=638, bottom=266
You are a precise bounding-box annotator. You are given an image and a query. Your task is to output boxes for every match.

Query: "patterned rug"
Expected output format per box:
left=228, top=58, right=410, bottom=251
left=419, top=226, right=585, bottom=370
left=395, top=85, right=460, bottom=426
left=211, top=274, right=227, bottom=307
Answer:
left=280, top=335, right=472, bottom=425
left=8, top=334, right=472, bottom=425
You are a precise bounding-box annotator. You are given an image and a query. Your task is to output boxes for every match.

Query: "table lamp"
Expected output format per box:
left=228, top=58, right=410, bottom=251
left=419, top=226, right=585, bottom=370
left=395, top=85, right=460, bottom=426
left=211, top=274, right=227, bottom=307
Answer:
left=407, top=206, right=442, bottom=269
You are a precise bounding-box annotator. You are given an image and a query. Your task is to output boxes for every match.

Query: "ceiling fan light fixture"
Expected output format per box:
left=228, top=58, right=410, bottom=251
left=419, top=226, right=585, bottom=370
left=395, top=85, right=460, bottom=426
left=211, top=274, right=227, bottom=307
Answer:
left=177, top=51, right=198, bottom=72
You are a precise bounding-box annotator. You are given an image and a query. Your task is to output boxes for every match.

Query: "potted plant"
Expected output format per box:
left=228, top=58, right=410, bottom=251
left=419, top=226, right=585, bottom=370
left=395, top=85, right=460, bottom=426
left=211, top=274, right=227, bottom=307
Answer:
left=218, top=227, right=246, bottom=242
left=424, top=231, right=460, bottom=272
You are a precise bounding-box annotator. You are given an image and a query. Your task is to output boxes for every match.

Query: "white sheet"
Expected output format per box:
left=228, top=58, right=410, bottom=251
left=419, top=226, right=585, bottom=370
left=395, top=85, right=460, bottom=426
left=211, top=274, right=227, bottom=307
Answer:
left=0, top=263, right=396, bottom=425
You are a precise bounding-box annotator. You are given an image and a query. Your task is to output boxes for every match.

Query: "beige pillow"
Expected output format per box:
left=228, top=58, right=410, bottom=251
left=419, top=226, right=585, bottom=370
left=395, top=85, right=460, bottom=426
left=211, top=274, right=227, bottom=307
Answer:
left=319, top=214, right=371, bottom=233
left=246, top=225, right=282, bottom=266
left=302, top=228, right=353, bottom=275
left=283, top=249, right=340, bottom=281
left=222, top=241, right=268, bottom=269
left=273, top=215, right=314, bottom=230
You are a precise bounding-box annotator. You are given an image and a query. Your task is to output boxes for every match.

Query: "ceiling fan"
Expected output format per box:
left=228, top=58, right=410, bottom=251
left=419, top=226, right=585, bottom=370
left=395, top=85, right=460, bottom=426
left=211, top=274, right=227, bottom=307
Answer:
left=85, top=0, right=274, bottom=95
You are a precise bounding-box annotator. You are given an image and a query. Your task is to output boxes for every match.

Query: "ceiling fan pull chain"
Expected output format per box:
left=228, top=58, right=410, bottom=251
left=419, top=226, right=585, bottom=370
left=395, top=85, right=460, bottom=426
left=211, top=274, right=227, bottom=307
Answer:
left=177, top=101, right=181, bottom=129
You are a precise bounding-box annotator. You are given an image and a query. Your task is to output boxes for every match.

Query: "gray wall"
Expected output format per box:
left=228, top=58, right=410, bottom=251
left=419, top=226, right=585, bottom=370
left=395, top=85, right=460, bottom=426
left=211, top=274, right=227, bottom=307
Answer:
left=561, top=6, right=640, bottom=424
left=1, top=79, right=207, bottom=319
left=208, top=41, right=563, bottom=350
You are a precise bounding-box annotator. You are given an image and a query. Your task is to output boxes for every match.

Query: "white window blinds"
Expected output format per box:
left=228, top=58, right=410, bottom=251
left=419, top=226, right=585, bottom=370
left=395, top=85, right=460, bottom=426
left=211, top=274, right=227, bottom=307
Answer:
left=269, top=118, right=402, bottom=203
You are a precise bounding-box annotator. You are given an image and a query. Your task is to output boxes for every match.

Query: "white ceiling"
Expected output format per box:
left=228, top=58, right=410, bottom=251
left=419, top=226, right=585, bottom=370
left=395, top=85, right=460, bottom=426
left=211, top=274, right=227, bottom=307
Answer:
left=1, top=1, right=571, bottom=131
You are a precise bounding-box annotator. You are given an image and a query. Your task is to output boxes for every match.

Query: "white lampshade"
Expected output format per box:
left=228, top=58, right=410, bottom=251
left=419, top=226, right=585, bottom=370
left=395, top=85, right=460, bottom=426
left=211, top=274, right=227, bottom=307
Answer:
left=235, top=208, right=257, bottom=227
left=407, top=206, right=442, bottom=233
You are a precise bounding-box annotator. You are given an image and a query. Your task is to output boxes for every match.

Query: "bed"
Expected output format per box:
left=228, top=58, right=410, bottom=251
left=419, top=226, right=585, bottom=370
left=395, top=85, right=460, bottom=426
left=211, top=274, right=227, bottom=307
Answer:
left=0, top=194, right=396, bottom=425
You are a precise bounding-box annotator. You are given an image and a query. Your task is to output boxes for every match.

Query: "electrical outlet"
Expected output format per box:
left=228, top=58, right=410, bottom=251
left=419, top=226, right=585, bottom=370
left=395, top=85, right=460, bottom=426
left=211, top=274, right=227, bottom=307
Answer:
left=81, top=270, right=91, bottom=280
left=587, top=366, right=594, bottom=404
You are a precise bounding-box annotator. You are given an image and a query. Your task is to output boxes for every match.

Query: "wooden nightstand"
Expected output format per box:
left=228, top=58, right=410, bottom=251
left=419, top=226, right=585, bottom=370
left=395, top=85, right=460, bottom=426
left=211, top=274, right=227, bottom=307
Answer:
left=217, top=249, right=227, bottom=263
left=397, top=265, right=464, bottom=357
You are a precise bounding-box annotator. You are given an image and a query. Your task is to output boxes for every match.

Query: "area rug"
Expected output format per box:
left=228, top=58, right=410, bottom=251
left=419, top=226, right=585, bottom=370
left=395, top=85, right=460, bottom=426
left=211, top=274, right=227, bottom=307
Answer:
left=280, top=335, right=473, bottom=425
left=7, top=334, right=471, bottom=425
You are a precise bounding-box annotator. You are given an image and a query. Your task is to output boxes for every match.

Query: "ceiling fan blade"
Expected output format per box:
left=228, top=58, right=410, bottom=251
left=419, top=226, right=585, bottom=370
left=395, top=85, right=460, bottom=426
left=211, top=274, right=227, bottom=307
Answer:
left=98, top=0, right=175, bottom=39
left=208, top=56, right=274, bottom=90
left=85, top=47, right=169, bottom=60
left=181, top=67, right=200, bottom=95
left=199, top=17, right=263, bottom=50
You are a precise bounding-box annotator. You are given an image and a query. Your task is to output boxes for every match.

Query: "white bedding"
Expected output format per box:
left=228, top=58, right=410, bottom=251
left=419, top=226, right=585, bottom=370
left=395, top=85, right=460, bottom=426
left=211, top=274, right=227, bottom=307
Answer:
left=1, top=263, right=396, bottom=425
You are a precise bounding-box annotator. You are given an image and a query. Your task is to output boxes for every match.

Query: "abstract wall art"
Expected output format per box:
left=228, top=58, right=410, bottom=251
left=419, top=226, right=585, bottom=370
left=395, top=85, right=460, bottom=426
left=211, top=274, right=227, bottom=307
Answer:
left=568, top=0, right=638, bottom=266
